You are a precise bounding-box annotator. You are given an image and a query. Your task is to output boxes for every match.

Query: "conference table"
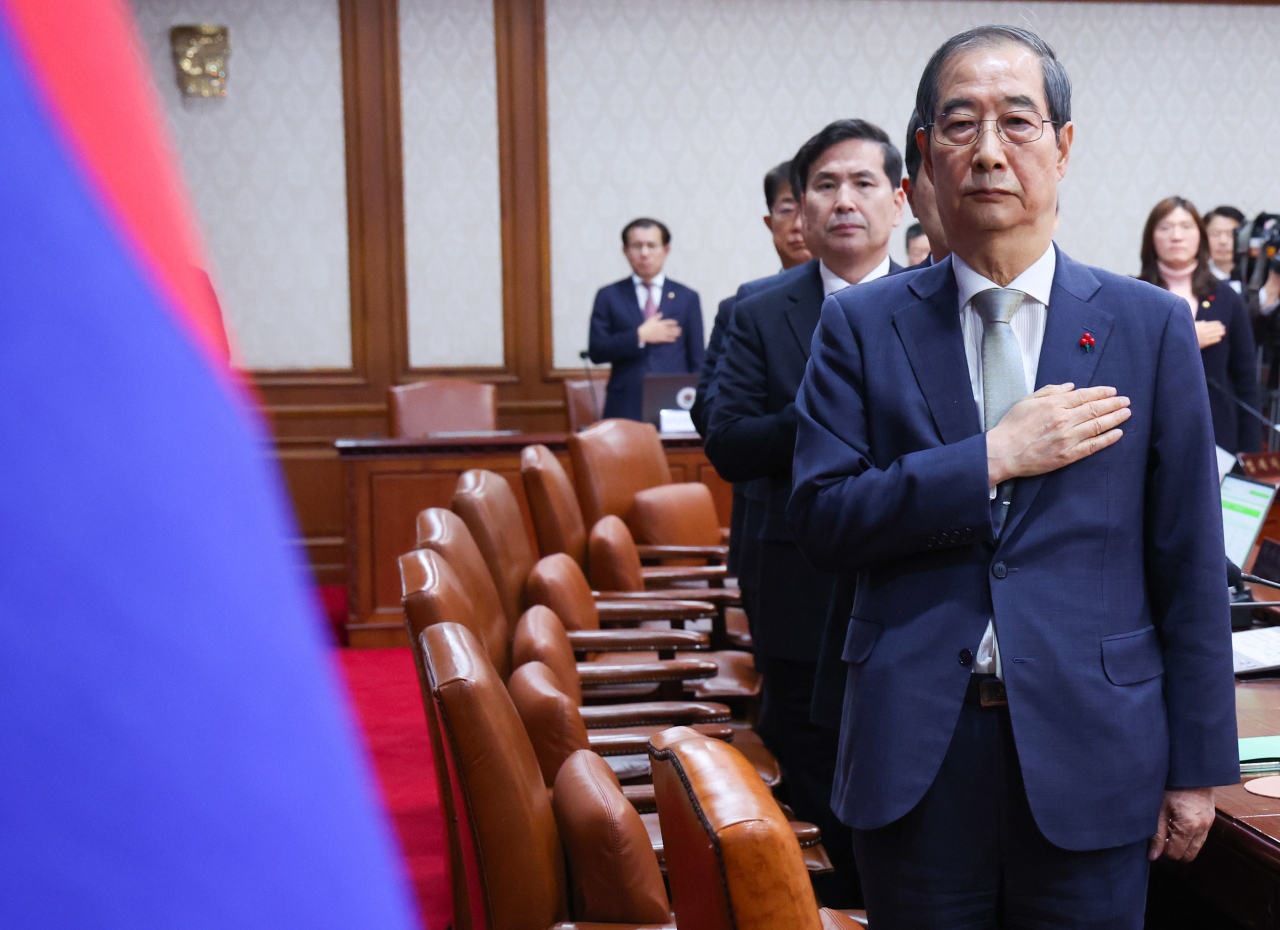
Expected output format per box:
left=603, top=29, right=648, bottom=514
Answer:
left=336, top=430, right=731, bottom=648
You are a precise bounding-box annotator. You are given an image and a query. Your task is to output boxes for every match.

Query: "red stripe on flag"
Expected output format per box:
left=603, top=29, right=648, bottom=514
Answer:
left=2, top=0, right=231, bottom=367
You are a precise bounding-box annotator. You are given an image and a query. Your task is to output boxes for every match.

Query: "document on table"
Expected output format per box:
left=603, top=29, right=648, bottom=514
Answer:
left=1233, top=627, right=1280, bottom=674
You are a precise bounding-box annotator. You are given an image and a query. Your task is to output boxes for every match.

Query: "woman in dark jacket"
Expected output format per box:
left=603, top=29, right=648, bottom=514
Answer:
left=1139, top=196, right=1261, bottom=453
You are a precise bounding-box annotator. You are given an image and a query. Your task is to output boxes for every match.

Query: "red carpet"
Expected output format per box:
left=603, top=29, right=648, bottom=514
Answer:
left=338, top=647, right=450, bottom=930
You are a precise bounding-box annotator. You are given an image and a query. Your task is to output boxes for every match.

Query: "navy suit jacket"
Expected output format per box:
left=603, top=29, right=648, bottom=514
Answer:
left=787, top=249, right=1238, bottom=850
left=707, top=259, right=900, bottom=662
left=588, top=277, right=704, bottom=421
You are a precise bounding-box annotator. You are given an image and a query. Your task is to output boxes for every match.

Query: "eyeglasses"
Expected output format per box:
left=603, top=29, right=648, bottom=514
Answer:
left=929, top=110, right=1056, bottom=146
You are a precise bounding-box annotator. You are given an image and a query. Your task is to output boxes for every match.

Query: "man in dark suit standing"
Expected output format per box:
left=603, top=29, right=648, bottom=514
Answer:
left=588, top=218, right=704, bottom=421
left=902, top=108, right=950, bottom=268
left=789, top=27, right=1236, bottom=927
left=693, top=161, right=810, bottom=590
left=706, top=118, right=906, bottom=907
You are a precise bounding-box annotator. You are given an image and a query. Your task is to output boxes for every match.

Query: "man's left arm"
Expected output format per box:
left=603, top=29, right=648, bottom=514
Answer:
left=1144, top=296, right=1239, bottom=858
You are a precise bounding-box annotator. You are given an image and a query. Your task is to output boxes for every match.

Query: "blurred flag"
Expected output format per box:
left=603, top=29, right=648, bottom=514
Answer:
left=0, top=1, right=420, bottom=927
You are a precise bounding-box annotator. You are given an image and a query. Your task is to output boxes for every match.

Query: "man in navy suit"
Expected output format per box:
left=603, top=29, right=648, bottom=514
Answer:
left=707, top=118, right=906, bottom=907
left=902, top=108, right=950, bottom=268
left=788, top=27, right=1237, bottom=927
left=588, top=218, right=704, bottom=421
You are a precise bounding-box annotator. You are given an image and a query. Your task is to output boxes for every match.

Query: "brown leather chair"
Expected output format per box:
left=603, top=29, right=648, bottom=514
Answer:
left=563, top=376, right=608, bottom=432
left=389, top=378, right=496, bottom=438
left=401, top=545, right=511, bottom=680
left=521, top=442, right=729, bottom=576
left=417, top=621, right=674, bottom=930
left=569, top=419, right=728, bottom=550
left=650, top=726, right=868, bottom=929
left=527, top=553, right=760, bottom=702
left=510, top=611, right=779, bottom=789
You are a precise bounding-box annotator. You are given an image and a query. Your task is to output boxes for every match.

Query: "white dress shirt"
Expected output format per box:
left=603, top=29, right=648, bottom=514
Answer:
left=819, top=255, right=891, bottom=297
left=952, top=245, right=1055, bottom=677
left=633, top=272, right=666, bottom=346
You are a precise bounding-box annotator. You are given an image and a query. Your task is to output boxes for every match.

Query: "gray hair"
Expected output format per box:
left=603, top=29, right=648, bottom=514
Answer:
left=915, top=26, right=1071, bottom=140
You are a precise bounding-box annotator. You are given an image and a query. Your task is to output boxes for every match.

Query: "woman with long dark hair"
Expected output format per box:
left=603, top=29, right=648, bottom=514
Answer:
left=1139, top=197, right=1260, bottom=453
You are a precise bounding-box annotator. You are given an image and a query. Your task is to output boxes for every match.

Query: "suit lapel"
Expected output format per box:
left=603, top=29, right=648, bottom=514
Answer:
left=893, top=258, right=982, bottom=445
left=782, top=262, right=825, bottom=360
left=1001, top=248, right=1111, bottom=542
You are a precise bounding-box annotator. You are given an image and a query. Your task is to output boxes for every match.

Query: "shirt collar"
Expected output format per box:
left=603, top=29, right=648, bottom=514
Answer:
left=953, top=244, right=1056, bottom=311
left=632, top=272, right=665, bottom=291
left=819, top=254, right=891, bottom=297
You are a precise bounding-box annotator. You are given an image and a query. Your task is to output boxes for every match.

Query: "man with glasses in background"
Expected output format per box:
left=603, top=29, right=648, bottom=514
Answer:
left=789, top=26, right=1236, bottom=927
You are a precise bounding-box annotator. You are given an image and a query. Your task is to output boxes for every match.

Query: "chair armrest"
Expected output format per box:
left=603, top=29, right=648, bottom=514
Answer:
left=598, top=587, right=740, bottom=605
left=641, top=565, right=729, bottom=587
left=635, top=544, right=728, bottom=564
left=576, top=659, right=717, bottom=687
left=819, top=910, right=869, bottom=929
left=565, top=628, right=708, bottom=653
left=789, top=821, right=822, bottom=848
left=578, top=700, right=732, bottom=728
left=621, top=783, right=656, bottom=814
left=595, top=599, right=716, bottom=624
left=586, top=723, right=733, bottom=756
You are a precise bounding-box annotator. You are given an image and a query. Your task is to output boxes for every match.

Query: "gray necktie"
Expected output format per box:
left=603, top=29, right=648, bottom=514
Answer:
left=973, top=288, right=1027, bottom=536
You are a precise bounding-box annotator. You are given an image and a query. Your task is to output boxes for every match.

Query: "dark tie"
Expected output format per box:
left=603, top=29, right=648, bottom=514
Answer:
left=973, top=288, right=1027, bottom=536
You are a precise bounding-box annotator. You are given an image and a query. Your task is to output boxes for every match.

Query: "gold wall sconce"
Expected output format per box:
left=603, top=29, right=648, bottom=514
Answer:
left=170, top=24, right=229, bottom=98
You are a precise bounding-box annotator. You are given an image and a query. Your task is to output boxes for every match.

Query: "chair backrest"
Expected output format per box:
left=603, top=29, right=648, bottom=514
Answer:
left=631, top=482, right=723, bottom=546
left=422, top=622, right=568, bottom=930
left=525, top=553, right=601, bottom=632
left=389, top=378, right=496, bottom=438
left=563, top=377, right=608, bottom=433
left=507, top=660, right=591, bottom=787
left=586, top=515, right=645, bottom=592
left=512, top=605, right=584, bottom=706
left=568, top=419, right=671, bottom=528
left=416, top=507, right=513, bottom=668
left=520, top=444, right=589, bottom=566
left=553, top=750, right=671, bottom=925
left=649, top=727, right=822, bottom=930
left=400, top=547, right=510, bottom=681
left=452, top=469, right=539, bottom=626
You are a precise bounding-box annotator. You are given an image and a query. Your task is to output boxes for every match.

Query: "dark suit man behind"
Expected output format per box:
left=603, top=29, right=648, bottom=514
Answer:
left=693, top=161, right=811, bottom=583
left=707, top=119, right=906, bottom=907
left=588, top=218, right=704, bottom=421
left=788, top=28, right=1236, bottom=928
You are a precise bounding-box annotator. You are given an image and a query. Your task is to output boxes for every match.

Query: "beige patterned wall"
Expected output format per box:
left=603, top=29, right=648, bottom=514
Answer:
left=400, top=0, right=505, bottom=369
left=546, top=0, right=1280, bottom=369
left=132, top=0, right=352, bottom=371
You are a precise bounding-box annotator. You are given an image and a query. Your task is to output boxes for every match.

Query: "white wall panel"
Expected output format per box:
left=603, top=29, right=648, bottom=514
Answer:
left=133, top=0, right=352, bottom=370
left=546, top=0, right=1280, bottom=369
left=400, top=0, right=505, bottom=368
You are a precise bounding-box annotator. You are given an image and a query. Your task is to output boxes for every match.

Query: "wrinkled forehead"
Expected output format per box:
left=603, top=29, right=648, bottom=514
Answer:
left=935, top=42, right=1048, bottom=115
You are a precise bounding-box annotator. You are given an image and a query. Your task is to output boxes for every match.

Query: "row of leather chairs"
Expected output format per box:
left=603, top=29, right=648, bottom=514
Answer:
left=413, top=616, right=866, bottom=930
left=387, top=375, right=609, bottom=438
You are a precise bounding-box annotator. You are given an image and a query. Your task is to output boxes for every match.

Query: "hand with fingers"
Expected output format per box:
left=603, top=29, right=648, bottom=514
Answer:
left=638, top=313, right=682, bottom=345
left=1149, top=787, right=1215, bottom=862
left=985, top=382, right=1132, bottom=488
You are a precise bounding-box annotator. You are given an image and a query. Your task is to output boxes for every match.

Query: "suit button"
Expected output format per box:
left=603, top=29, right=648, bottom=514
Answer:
left=959, top=648, right=974, bottom=667
left=992, top=561, right=1008, bottom=579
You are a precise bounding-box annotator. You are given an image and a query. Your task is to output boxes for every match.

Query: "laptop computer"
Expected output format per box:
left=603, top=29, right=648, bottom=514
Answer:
left=640, top=373, right=698, bottom=429
left=1222, top=473, right=1278, bottom=569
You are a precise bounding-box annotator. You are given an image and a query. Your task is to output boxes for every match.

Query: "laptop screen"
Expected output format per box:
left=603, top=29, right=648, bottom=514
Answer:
left=1222, top=474, right=1278, bottom=567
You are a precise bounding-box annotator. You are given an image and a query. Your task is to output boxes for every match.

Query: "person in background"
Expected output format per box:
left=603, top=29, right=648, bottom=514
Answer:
left=905, top=223, right=931, bottom=266
left=901, top=108, right=950, bottom=267
left=1139, top=196, right=1259, bottom=453
left=588, top=218, right=704, bottom=421
left=708, top=118, right=906, bottom=908
left=1205, top=205, right=1245, bottom=291
left=693, top=162, right=811, bottom=604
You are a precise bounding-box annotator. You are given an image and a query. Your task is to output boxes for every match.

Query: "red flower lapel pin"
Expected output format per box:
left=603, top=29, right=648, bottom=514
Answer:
left=1079, top=332, right=1096, bottom=353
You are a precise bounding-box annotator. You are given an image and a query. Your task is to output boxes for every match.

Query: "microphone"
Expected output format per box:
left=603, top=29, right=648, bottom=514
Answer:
left=578, top=350, right=601, bottom=424
left=1206, top=376, right=1280, bottom=436
left=1229, top=557, right=1244, bottom=589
